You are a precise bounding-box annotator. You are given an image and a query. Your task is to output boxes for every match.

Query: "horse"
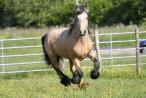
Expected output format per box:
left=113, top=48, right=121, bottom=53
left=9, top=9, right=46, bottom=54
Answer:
left=41, top=3, right=100, bottom=88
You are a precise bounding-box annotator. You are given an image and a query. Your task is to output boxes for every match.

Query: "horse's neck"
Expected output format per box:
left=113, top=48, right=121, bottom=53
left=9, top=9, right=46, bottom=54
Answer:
left=73, top=26, right=80, bottom=38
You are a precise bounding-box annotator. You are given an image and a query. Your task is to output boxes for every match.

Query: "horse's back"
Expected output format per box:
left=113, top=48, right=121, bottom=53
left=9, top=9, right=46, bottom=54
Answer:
left=45, top=27, right=70, bottom=58
left=48, top=27, right=68, bottom=38
left=46, top=27, right=68, bottom=43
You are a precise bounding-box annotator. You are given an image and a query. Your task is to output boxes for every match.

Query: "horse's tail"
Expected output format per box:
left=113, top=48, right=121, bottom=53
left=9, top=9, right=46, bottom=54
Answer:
left=41, top=34, right=52, bottom=65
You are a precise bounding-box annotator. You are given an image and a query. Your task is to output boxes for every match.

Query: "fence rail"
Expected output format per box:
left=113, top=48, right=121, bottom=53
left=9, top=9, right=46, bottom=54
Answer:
left=0, top=30, right=146, bottom=74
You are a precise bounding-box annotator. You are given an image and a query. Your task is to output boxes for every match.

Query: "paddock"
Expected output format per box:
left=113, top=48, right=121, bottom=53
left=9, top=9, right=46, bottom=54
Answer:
left=0, top=27, right=146, bottom=97
left=0, top=28, right=146, bottom=74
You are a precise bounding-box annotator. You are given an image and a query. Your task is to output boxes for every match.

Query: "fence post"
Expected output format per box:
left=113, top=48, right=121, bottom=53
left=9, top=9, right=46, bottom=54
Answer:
left=135, top=26, right=140, bottom=75
left=0, top=40, right=5, bottom=73
left=11, top=27, right=16, bottom=39
left=110, top=33, right=113, bottom=65
left=94, top=26, right=101, bottom=64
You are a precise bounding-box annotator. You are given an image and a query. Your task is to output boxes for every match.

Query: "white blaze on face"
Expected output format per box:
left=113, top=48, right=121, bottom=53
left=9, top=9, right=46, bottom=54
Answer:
left=77, top=12, right=88, bottom=35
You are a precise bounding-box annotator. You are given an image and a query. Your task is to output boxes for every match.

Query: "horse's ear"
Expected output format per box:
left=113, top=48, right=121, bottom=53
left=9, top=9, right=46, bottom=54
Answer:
left=83, top=0, right=88, bottom=9
left=84, top=4, right=87, bottom=10
left=76, top=0, right=80, bottom=6
left=72, top=6, right=78, bottom=15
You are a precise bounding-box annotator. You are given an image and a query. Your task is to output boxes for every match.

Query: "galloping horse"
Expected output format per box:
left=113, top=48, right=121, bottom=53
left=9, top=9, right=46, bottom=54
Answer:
left=41, top=3, right=100, bottom=88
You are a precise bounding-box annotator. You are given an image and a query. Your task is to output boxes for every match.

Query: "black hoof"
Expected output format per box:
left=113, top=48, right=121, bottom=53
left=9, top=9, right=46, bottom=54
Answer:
left=90, top=70, right=100, bottom=79
left=71, top=75, right=80, bottom=84
left=60, top=76, right=71, bottom=86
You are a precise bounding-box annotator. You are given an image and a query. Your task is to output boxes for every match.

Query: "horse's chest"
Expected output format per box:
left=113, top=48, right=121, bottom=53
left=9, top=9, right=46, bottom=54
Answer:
left=72, top=43, right=91, bottom=59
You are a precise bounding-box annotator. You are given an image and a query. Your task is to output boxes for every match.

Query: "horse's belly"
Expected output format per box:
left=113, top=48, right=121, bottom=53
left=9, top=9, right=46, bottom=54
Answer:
left=56, top=51, right=70, bottom=58
left=54, top=45, right=88, bottom=59
left=53, top=45, right=67, bottom=57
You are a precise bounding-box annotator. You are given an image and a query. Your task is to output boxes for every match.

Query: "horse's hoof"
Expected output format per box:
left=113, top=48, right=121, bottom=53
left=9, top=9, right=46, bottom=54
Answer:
left=71, top=75, right=80, bottom=84
left=79, top=81, right=89, bottom=89
left=60, top=76, right=71, bottom=86
left=90, top=70, right=100, bottom=79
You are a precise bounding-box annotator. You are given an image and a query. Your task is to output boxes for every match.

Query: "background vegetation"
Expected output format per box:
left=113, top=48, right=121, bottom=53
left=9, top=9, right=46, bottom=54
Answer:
left=0, top=0, right=146, bottom=27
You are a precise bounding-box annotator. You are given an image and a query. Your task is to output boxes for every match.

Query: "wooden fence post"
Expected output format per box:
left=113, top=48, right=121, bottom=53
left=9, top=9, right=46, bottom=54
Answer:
left=0, top=40, right=5, bottom=73
left=135, top=26, right=140, bottom=75
left=94, top=26, right=101, bottom=64
left=110, top=33, right=113, bottom=65
left=11, top=27, right=16, bottom=39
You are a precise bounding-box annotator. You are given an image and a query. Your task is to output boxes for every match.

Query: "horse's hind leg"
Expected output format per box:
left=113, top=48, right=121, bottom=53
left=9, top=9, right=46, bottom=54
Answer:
left=50, top=55, right=71, bottom=86
left=88, top=51, right=100, bottom=79
left=58, top=57, right=64, bottom=71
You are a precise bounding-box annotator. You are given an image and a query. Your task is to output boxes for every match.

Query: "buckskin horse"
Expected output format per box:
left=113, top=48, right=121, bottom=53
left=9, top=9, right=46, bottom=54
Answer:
left=41, top=1, right=100, bottom=88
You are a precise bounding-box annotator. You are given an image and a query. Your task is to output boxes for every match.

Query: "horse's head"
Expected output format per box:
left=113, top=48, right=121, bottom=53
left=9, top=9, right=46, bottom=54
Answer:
left=75, top=4, right=88, bottom=36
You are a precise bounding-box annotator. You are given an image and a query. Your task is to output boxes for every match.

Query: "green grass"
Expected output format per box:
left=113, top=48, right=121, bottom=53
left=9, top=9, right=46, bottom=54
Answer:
left=0, top=28, right=48, bottom=39
left=0, top=66, right=146, bottom=98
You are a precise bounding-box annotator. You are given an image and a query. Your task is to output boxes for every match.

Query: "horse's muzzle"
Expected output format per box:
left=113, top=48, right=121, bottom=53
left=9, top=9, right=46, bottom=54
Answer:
left=80, top=30, right=86, bottom=36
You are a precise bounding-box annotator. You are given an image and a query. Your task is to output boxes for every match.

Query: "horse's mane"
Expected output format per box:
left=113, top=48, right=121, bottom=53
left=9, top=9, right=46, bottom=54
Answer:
left=68, top=17, right=77, bottom=34
left=68, top=24, right=74, bottom=34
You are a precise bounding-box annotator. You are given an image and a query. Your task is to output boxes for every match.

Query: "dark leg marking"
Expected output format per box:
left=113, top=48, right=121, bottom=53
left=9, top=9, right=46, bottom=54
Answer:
left=91, top=58, right=100, bottom=79
left=91, top=70, right=100, bottom=79
left=60, top=75, right=71, bottom=86
left=52, top=65, right=71, bottom=86
left=71, top=74, right=80, bottom=84
left=71, top=67, right=83, bottom=84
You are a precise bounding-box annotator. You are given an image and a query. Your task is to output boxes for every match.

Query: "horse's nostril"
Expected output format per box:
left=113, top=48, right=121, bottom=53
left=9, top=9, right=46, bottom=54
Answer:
left=84, top=31, right=86, bottom=35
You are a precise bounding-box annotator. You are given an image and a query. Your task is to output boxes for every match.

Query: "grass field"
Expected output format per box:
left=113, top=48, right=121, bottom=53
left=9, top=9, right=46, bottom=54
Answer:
left=0, top=65, right=146, bottom=98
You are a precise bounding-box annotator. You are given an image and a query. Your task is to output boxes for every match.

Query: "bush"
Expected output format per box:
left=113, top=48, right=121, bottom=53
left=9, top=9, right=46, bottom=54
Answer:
left=0, top=0, right=146, bottom=27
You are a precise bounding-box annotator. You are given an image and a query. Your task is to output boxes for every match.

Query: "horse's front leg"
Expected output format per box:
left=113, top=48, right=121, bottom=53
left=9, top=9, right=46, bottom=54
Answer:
left=69, top=59, right=81, bottom=84
left=88, top=51, right=100, bottom=79
left=70, top=59, right=89, bottom=88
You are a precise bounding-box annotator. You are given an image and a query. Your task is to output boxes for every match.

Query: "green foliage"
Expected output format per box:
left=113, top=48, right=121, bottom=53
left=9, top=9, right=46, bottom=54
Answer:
left=0, top=0, right=74, bottom=27
left=12, top=0, right=74, bottom=27
left=0, top=0, right=146, bottom=27
left=89, top=0, right=113, bottom=25
left=101, top=0, right=146, bottom=26
left=0, top=0, right=16, bottom=27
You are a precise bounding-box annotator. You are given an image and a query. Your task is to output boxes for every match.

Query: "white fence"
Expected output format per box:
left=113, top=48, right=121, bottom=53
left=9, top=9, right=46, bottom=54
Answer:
left=99, top=31, right=146, bottom=66
left=0, top=30, right=146, bottom=74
